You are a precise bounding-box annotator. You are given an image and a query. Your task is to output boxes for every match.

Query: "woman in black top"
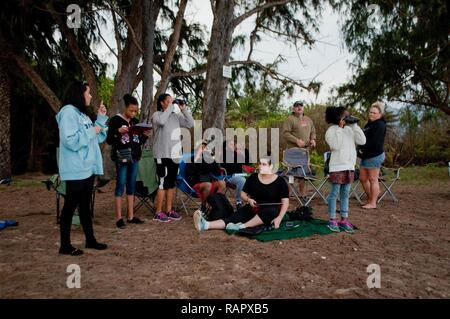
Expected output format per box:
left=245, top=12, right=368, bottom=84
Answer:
left=106, top=94, right=151, bottom=228
left=193, top=157, right=289, bottom=232
left=357, top=101, right=387, bottom=209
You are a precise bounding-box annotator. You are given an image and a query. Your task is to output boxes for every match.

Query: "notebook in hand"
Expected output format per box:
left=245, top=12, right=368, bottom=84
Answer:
left=129, top=123, right=152, bottom=134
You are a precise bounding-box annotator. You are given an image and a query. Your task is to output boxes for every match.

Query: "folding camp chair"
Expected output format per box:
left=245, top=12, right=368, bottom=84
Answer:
left=351, top=167, right=401, bottom=204
left=43, top=174, right=102, bottom=224
left=280, top=148, right=328, bottom=206
left=134, top=149, right=159, bottom=214
left=175, top=152, right=202, bottom=216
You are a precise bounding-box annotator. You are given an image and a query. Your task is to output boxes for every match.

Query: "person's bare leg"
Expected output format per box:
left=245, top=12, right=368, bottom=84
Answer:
left=298, top=179, right=306, bottom=197
left=165, top=188, right=175, bottom=212
left=115, top=197, right=122, bottom=221
left=242, top=214, right=264, bottom=228
left=362, top=168, right=380, bottom=209
left=126, top=195, right=134, bottom=220
left=207, top=219, right=226, bottom=230
left=200, top=182, right=212, bottom=206
left=359, top=168, right=371, bottom=205
left=217, top=181, right=226, bottom=193
left=155, top=189, right=165, bottom=212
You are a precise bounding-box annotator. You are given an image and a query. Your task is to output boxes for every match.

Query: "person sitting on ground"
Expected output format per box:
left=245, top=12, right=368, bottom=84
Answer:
left=185, top=140, right=226, bottom=211
left=193, top=156, right=289, bottom=232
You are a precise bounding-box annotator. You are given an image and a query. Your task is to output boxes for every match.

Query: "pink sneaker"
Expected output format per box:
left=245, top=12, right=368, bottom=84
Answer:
left=167, top=210, right=182, bottom=221
left=153, top=212, right=170, bottom=222
left=339, top=220, right=354, bottom=233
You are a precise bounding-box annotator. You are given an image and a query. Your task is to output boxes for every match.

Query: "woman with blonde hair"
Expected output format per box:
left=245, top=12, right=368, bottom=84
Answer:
left=358, top=101, right=387, bottom=209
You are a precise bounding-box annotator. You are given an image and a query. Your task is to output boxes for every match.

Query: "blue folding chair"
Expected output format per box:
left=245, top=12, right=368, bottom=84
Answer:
left=175, top=152, right=202, bottom=216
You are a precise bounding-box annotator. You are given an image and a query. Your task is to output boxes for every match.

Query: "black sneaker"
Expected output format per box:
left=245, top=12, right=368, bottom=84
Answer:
left=85, top=241, right=107, bottom=250
left=116, top=218, right=126, bottom=229
left=127, top=217, right=144, bottom=224
left=59, top=245, right=84, bottom=256
left=236, top=202, right=243, bottom=210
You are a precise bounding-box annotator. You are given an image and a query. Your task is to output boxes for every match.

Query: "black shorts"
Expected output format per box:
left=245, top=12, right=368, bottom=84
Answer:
left=155, top=158, right=179, bottom=190
left=222, top=204, right=279, bottom=226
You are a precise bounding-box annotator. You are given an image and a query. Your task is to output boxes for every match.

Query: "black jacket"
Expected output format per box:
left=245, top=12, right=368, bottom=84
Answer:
left=106, top=115, right=148, bottom=161
left=358, top=118, right=386, bottom=159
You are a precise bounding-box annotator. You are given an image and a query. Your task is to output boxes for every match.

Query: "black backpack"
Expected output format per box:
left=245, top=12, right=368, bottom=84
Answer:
left=287, top=206, right=313, bottom=221
left=206, top=193, right=234, bottom=221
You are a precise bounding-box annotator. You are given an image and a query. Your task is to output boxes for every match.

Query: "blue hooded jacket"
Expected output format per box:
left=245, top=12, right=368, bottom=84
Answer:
left=56, top=104, right=108, bottom=181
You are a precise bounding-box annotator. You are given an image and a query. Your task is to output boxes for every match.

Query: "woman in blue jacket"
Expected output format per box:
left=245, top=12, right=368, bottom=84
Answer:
left=56, top=81, right=108, bottom=256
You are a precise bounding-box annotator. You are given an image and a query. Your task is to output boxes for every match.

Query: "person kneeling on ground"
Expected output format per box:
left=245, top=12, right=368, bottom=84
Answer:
left=186, top=141, right=226, bottom=211
left=193, top=156, right=289, bottom=232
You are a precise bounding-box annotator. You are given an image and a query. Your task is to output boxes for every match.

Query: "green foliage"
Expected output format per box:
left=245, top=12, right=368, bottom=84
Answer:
left=331, top=0, right=449, bottom=114
left=98, top=76, right=115, bottom=107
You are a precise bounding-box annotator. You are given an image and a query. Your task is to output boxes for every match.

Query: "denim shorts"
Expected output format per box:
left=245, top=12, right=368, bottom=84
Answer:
left=360, top=152, right=385, bottom=168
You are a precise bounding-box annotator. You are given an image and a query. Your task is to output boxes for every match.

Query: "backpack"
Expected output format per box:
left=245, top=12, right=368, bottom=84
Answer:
left=287, top=206, right=313, bottom=221
left=206, top=193, right=234, bottom=221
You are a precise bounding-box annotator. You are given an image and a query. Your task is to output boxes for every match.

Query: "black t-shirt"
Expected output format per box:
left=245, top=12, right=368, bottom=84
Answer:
left=106, top=115, right=148, bottom=161
left=242, top=174, right=289, bottom=204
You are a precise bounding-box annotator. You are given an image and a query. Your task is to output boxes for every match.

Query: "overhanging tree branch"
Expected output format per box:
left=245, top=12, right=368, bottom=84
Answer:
left=232, top=0, right=292, bottom=29
left=229, top=59, right=311, bottom=90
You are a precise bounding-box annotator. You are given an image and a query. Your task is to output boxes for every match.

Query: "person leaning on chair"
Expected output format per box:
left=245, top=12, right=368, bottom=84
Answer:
left=185, top=141, right=227, bottom=211
left=151, top=93, right=195, bottom=222
left=281, top=100, right=317, bottom=199
left=357, top=101, right=387, bottom=210
left=55, top=81, right=108, bottom=256
left=106, top=94, right=151, bottom=229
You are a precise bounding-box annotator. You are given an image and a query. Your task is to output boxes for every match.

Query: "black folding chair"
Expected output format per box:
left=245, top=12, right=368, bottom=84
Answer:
left=352, top=167, right=401, bottom=204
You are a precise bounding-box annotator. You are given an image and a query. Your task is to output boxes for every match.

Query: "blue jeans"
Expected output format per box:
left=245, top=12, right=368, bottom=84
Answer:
left=327, top=183, right=351, bottom=219
left=115, top=161, right=139, bottom=197
left=225, top=175, right=246, bottom=202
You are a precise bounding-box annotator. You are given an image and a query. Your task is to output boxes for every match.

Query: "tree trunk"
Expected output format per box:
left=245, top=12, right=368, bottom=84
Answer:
left=141, top=0, right=162, bottom=124
left=110, top=0, right=144, bottom=116
left=47, top=3, right=100, bottom=113
left=202, top=0, right=235, bottom=131
left=0, top=58, right=11, bottom=179
left=105, top=0, right=144, bottom=179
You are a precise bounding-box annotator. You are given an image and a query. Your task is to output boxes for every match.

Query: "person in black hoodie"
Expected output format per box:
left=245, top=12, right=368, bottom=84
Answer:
left=185, top=141, right=226, bottom=210
left=357, top=101, right=387, bottom=209
left=107, top=94, right=151, bottom=228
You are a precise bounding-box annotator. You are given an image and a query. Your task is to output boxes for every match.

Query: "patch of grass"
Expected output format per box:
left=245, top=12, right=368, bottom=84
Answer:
left=7, top=178, right=46, bottom=188
left=397, top=164, right=450, bottom=185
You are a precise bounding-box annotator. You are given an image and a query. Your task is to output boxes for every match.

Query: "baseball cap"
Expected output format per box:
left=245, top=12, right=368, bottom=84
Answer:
left=293, top=100, right=305, bottom=107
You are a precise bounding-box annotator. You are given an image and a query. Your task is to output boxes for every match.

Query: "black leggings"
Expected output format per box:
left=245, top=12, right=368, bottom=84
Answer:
left=222, top=204, right=279, bottom=226
left=155, top=158, right=179, bottom=189
left=60, top=175, right=96, bottom=249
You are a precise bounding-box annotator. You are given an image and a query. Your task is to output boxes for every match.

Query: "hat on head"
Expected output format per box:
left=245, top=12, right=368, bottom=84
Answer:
left=293, top=100, right=305, bottom=107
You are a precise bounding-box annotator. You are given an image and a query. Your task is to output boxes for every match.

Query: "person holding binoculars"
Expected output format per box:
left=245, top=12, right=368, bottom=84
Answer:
left=151, top=94, right=194, bottom=222
left=325, top=106, right=366, bottom=233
